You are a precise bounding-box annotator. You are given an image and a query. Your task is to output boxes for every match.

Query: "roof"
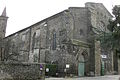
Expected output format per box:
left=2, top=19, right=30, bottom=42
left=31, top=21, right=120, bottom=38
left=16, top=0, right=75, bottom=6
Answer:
left=5, top=9, right=68, bottom=38
left=1, top=7, right=7, bottom=17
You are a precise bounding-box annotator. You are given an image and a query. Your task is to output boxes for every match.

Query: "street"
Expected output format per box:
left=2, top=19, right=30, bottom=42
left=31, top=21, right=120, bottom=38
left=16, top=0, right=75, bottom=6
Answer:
left=45, top=75, right=120, bottom=80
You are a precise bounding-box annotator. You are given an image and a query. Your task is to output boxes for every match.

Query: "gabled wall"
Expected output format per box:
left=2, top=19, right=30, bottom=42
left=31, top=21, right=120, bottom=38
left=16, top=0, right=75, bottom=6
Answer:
left=3, top=2, right=113, bottom=76
left=85, top=2, right=113, bottom=75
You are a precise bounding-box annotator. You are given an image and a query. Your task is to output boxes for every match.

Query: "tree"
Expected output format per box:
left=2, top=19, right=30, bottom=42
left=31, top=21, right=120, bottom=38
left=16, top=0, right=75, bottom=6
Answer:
left=97, top=5, right=120, bottom=53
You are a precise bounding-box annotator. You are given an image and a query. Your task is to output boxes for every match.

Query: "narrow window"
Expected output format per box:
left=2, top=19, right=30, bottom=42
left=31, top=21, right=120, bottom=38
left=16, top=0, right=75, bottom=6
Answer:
left=80, top=29, right=84, bottom=36
left=1, top=48, right=2, bottom=61
left=52, top=31, right=56, bottom=50
left=32, top=33, right=36, bottom=51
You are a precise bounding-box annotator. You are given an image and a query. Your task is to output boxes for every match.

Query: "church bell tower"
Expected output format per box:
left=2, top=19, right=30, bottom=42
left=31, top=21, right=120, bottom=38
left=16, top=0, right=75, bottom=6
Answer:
left=0, top=7, right=8, bottom=61
left=0, top=7, right=8, bottom=39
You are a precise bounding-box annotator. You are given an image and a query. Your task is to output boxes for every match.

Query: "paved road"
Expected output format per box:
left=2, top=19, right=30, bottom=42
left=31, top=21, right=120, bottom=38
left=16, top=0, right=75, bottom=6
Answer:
left=45, top=75, right=120, bottom=80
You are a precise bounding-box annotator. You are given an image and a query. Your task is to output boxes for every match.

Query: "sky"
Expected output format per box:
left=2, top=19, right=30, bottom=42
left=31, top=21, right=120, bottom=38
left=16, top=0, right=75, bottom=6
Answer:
left=0, top=0, right=119, bottom=36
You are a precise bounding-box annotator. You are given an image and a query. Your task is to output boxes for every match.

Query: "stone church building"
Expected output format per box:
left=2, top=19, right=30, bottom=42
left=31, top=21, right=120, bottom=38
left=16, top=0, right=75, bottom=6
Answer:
left=0, top=2, right=119, bottom=76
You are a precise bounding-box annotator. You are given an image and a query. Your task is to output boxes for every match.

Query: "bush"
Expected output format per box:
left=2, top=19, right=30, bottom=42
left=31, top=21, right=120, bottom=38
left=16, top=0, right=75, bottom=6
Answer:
left=45, top=64, right=58, bottom=77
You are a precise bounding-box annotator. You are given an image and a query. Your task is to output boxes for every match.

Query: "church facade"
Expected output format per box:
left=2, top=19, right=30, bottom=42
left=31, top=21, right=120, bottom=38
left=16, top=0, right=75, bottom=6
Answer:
left=0, top=2, right=118, bottom=76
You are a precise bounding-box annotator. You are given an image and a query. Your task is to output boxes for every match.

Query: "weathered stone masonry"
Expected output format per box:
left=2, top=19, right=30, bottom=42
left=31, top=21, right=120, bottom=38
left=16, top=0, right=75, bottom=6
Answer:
left=0, top=2, right=115, bottom=76
left=0, top=62, right=45, bottom=80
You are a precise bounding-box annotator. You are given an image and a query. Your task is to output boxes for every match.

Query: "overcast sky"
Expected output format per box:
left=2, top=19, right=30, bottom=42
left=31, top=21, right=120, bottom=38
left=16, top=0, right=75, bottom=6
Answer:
left=0, top=0, right=119, bottom=36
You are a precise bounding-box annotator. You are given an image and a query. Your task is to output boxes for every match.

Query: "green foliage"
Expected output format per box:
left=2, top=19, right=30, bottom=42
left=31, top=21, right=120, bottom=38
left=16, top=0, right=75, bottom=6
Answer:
left=45, top=64, right=58, bottom=77
left=96, top=5, right=120, bottom=51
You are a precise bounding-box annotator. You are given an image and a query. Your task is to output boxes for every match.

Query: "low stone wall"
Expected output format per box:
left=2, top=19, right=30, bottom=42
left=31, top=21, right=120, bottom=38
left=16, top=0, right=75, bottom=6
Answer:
left=0, top=62, right=45, bottom=80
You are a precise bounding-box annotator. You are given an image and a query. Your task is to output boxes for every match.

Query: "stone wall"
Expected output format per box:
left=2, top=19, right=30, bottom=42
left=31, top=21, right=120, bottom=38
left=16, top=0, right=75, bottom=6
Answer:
left=118, top=56, right=120, bottom=74
left=4, top=28, right=31, bottom=62
left=69, top=7, right=89, bottom=42
left=0, top=62, right=45, bottom=80
left=95, top=41, right=101, bottom=76
left=85, top=2, right=113, bottom=75
left=2, top=2, right=113, bottom=77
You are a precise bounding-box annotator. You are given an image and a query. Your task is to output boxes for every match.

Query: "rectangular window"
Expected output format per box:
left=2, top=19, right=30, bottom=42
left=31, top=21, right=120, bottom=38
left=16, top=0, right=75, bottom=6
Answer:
left=52, top=32, right=56, bottom=50
left=59, top=29, right=66, bottom=36
left=1, top=48, right=2, bottom=61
